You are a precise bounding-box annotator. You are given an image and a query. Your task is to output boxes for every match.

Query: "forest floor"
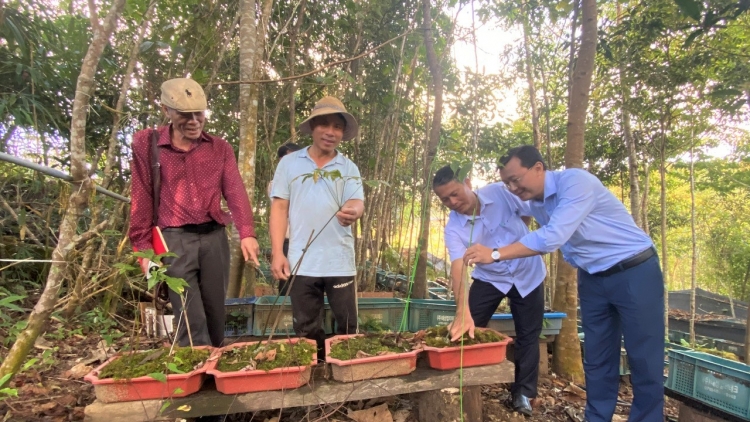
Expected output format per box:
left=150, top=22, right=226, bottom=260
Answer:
left=0, top=318, right=682, bottom=422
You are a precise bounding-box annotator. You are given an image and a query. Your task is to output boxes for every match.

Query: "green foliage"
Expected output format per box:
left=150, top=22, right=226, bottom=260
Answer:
left=97, top=347, right=210, bottom=380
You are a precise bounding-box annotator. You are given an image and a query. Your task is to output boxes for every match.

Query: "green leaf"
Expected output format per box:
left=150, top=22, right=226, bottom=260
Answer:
left=674, top=0, right=702, bottom=21
left=172, top=387, right=184, bottom=395
left=0, top=388, right=18, bottom=397
left=159, top=401, right=171, bottom=414
left=166, top=363, right=185, bottom=374
left=148, top=372, right=167, bottom=383
left=710, top=89, right=742, bottom=98
left=22, top=358, right=38, bottom=371
left=139, top=41, right=154, bottom=53
left=0, top=373, right=12, bottom=387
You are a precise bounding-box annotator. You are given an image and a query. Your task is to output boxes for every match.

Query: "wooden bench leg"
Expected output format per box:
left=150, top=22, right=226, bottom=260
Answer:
left=539, top=342, right=549, bottom=375
left=413, top=386, right=482, bottom=422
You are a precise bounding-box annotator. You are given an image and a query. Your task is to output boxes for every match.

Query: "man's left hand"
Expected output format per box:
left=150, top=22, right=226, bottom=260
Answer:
left=463, top=244, right=493, bottom=266
left=240, top=237, right=260, bottom=266
left=336, top=206, right=360, bottom=227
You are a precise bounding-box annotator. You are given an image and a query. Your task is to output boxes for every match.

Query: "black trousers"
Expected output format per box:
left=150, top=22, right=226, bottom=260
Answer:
left=469, top=278, right=544, bottom=397
left=290, top=275, right=357, bottom=361
left=277, top=239, right=291, bottom=295
left=161, top=225, right=229, bottom=348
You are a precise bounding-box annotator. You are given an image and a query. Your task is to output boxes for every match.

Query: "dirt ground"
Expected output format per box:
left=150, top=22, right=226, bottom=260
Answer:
left=0, top=325, right=682, bottom=422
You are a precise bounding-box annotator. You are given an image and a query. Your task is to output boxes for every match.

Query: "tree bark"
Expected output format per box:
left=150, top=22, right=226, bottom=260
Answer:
left=228, top=0, right=264, bottom=298
left=552, top=253, right=584, bottom=383
left=413, top=0, right=443, bottom=300
left=660, top=118, right=670, bottom=335
left=689, top=143, right=697, bottom=346
left=553, top=0, right=596, bottom=381
left=522, top=5, right=541, bottom=150
left=0, top=0, right=126, bottom=388
left=102, top=0, right=157, bottom=188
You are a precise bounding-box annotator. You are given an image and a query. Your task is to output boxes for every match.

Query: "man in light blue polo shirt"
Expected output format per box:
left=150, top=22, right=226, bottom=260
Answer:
left=270, top=96, right=365, bottom=361
left=463, top=145, right=664, bottom=422
left=433, top=164, right=546, bottom=416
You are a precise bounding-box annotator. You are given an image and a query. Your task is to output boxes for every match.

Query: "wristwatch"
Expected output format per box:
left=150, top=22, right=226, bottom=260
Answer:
left=491, top=248, right=501, bottom=263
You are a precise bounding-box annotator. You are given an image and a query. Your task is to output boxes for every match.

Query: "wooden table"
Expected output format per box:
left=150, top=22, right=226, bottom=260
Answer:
left=84, top=360, right=514, bottom=421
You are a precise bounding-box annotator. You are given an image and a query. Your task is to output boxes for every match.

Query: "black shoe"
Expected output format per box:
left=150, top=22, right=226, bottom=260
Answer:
left=506, top=393, right=533, bottom=417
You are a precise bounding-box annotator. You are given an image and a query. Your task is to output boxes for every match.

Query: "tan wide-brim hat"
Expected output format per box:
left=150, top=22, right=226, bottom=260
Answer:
left=298, top=96, right=359, bottom=141
left=160, top=78, right=207, bottom=112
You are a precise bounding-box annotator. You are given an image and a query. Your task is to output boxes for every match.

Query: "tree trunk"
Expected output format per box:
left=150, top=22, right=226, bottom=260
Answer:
left=228, top=0, right=267, bottom=298
left=0, top=0, right=126, bottom=388
left=286, top=0, right=306, bottom=140
left=102, top=0, right=156, bottom=188
left=622, top=92, right=641, bottom=227
left=641, top=161, right=650, bottom=235
left=522, top=5, right=541, bottom=150
left=564, top=0, right=596, bottom=169
left=660, top=120, right=670, bottom=335
left=553, top=0, right=596, bottom=381
left=552, top=253, right=584, bottom=383
left=413, top=0, right=443, bottom=300
left=689, top=143, right=697, bottom=346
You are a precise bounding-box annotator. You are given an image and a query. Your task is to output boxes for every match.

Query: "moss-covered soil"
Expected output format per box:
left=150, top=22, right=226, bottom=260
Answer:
left=98, top=347, right=210, bottom=380
left=424, top=325, right=506, bottom=348
left=217, top=340, right=316, bottom=372
left=329, top=332, right=422, bottom=361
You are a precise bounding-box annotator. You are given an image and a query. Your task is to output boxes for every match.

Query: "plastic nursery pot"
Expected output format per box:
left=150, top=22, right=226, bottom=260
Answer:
left=206, top=338, right=317, bottom=394
left=325, top=334, right=421, bottom=382
left=422, top=327, right=513, bottom=371
left=84, top=345, right=215, bottom=403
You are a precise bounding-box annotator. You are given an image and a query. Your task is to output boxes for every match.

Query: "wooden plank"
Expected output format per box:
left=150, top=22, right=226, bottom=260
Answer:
left=84, top=361, right=513, bottom=421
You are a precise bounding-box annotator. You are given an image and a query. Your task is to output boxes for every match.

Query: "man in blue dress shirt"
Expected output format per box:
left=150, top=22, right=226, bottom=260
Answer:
left=463, top=145, right=664, bottom=422
left=433, top=164, right=547, bottom=416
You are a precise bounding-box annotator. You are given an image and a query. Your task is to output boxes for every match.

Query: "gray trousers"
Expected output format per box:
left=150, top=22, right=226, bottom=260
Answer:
left=162, top=226, right=229, bottom=347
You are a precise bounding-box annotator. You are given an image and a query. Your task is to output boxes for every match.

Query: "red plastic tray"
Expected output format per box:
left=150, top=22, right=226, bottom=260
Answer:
left=422, top=328, right=512, bottom=370
left=206, top=338, right=317, bottom=394
left=325, top=334, right=421, bottom=382
left=84, top=346, right=214, bottom=403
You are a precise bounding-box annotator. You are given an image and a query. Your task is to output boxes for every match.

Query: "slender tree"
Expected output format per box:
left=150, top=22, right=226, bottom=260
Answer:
left=552, top=0, right=597, bottom=381
left=0, top=0, right=127, bottom=387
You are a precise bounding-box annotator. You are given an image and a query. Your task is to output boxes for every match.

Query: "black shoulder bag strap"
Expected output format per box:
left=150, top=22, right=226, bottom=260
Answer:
left=149, top=129, right=170, bottom=313
left=150, top=129, right=161, bottom=226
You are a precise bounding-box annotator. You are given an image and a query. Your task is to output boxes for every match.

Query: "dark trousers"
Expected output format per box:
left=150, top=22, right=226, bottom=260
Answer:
left=277, top=239, right=291, bottom=295
left=161, top=226, right=229, bottom=347
left=290, top=275, right=357, bottom=361
left=579, top=255, right=665, bottom=422
left=469, top=279, right=544, bottom=397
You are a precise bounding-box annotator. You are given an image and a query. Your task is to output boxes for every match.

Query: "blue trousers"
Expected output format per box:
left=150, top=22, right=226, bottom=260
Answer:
left=578, top=255, right=665, bottom=422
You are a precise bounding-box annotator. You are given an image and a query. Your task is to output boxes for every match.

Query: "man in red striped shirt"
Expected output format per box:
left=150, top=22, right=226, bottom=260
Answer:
left=129, top=78, right=260, bottom=347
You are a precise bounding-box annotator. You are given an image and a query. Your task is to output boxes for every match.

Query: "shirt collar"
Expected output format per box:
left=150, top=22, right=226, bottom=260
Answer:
left=454, top=189, right=494, bottom=227
left=157, top=125, right=213, bottom=147
left=299, top=146, right=345, bottom=166
left=533, top=171, right=557, bottom=203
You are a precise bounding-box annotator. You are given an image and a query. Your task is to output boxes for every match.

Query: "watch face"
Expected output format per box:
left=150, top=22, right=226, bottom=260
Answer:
left=491, top=250, right=500, bottom=260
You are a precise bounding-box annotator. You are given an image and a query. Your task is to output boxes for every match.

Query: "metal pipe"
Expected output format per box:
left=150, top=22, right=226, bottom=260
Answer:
left=0, top=152, right=130, bottom=203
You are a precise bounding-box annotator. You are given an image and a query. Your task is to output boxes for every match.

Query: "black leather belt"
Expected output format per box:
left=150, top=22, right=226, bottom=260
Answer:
left=592, top=247, right=656, bottom=277
left=164, top=221, right=223, bottom=234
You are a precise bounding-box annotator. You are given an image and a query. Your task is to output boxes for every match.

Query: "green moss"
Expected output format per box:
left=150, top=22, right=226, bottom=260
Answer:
left=424, top=325, right=505, bottom=348
left=217, top=340, right=316, bottom=372
left=329, top=334, right=414, bottom=361
left=359, top=316, right=392, bottom=333
left=98, top=347, right=209, bottom=380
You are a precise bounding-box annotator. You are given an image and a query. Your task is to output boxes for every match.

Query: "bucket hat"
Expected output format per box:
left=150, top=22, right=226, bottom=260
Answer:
left=160, top=78, right=207, bottom=112
left=298, top=96, right=359, bottom=141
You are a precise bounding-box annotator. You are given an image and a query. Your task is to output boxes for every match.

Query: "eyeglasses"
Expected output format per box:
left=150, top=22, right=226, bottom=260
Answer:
left=505, top=169, right=529, bottom=189
left=168, top=108, right=204, bottom=122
